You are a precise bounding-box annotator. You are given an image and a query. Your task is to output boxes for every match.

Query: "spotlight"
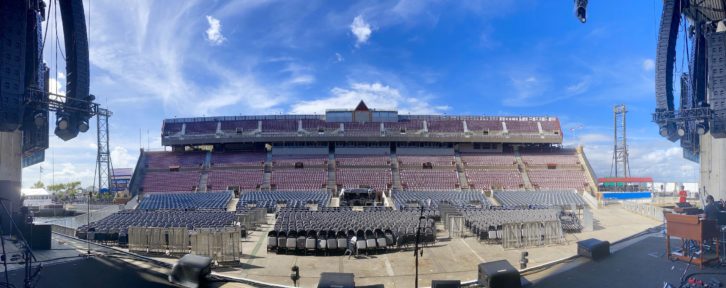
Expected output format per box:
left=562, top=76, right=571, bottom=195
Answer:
left=660, top=127, right=670, bottom=137
left=57, top=116, right=69, bottom=130
left=33, top=113, right=46, bottom=127
left=677, top=126, right=686, bottom=137
left=79, top=120, right=89, bottom=133
left=574, top=0, right=588, bottom=23
left=696, top=123, right=708, bottom=135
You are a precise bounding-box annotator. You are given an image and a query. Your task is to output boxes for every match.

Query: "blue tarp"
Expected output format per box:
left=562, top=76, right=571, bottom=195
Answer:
left=601, top=192, right=652, bottom=200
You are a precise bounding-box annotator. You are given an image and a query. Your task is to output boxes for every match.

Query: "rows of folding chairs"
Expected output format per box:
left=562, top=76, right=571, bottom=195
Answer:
left=237, top=191, right=330, bottom=213
left=137, top=191, right=233, bottom=211
left=267, top=208, right=436, bottom=255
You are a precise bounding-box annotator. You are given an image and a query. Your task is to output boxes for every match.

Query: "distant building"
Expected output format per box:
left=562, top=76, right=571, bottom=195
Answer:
left=21, top=188, right=51, bottom=207
left=112, top=168, right=133, bottom=193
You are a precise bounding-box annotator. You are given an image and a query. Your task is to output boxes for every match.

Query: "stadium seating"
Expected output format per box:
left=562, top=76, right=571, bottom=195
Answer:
left=76, top=210, right=237, bottom=241
left=162, top=122, right=183, bottom=136
left=427, top=120, right=464, bottom=132
left=392, top=191, right=488, bottom=209
left=141, top=171, right=201, bottom=193
left=185, top=121, right=217, bottom=135
left=466, top=119, right=503, bottom=131
left=272, top=169, right=327, bottom=190
left=262, top=120, right=297, bottom=132
left=273, top=154, right=327, bottom=166
left=465, top=169, right=524, bottom=190
left=336, top=168, right=392, bottom=191
left=528, top=169, right=588, bottom=191
left=398, top=155, right=454, bottom=167
left=145, top=151, right=206, bottom=168
left=207, top=170, right=263, bottom=190
left=343, top=122, right=381, bottom=135
left=237, top=191, right=330, bottom=212
left=220, top=120, right=258, bottom=133
left=493, top=190, right=586, bottom=208
left=137, top=191, right=232, bottom=211
left=211, top=152, right=265, bottom=167
left=521, top=151, right=579, bottom=166
left=461, top=153, right=516, bottom=166
left=384, top=120, right=424, bottom=133
left=336, top=154, right=390, bottom=166
left=505, top=120, right=539, bottom=133
left=399, top=169, right=459, bottom=190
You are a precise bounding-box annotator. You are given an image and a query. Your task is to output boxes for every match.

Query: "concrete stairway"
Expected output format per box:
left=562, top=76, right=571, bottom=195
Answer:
left=454, top=152, right=470, bottom=190
left=390, top=153, right=403, bottom=191
left=514, top=150, right=534, bottom=190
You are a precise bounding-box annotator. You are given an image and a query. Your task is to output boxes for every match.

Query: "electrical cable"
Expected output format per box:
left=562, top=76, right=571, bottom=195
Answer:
left=40, top=0, right=52, bottom=55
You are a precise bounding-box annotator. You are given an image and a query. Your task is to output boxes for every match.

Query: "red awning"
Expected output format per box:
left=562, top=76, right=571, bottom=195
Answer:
left=597, top=177, right=653, bottom=183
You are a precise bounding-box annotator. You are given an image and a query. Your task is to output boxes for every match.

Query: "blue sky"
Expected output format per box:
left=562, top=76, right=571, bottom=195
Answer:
left=23, top=0, right=699, bottom=188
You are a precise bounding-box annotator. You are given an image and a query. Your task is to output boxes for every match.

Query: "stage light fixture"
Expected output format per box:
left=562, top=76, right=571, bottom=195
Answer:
left=33, top=113, right=46, bottom=127
left=79, top=120, right=89, bottom=133
left=575, top=0, right=588, bottom=23
left=57, top=117, right=69, bottom=130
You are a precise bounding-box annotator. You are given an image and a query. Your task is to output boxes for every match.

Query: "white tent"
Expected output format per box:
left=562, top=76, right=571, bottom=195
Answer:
left=21, top=188, right=52, bottom=207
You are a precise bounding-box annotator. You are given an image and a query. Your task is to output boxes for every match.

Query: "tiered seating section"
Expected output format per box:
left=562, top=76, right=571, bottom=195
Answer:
left=398, top=155, right=454, bottom=167
left=493, top=190, right=586, bottom=208
left=462, top=153, right=516, bottom=166
left=162, top=116, right=561, bottom=139
left=528, top=169, right=588, bottom=190
left=137, top=191, right=233, bottom=211
left=400, top=169, right=459, bottom=190
left=238, top=191, right=330, bottom=212
left=211, top=152, right=265, bottom=167
left=142, top=171, right=200, bottom=193
left=207, top=170, right=263, bottom=190
left=392, top=191, right=488, bottom=209
left=336, top=155, right=390, bottom=166
left=336, top=168, right=392, bottom=191
left=272, top=154, right=328, bottom=190
left=145, top=151, right=205, bottom=168
left=466, top=169, right=524, bottom=190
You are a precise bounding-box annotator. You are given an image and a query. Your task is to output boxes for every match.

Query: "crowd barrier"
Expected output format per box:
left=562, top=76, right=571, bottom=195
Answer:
left=502, top=220, right=564, bottom=249
left=190, top=227, right=242, bottom=263
left=622, top=201, right=666, bottom=222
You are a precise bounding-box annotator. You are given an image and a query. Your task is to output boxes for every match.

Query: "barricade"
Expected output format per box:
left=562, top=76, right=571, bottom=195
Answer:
left=622, top=201, right=665, bottom=221
left=128, top=227, right=190, bottom=254
left=502, top=220, right=563, bottom=249
left=190, top=227, right=242, bottom=263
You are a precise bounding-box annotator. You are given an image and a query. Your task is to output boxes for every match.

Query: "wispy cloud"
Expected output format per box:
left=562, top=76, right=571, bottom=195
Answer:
left=642, top=58, right=655, bottom=71
left=290, top=82, right=449, bottom=115
left=205, top=15, right=226, bottom=45
left=350, top=15, right=373, bottom=46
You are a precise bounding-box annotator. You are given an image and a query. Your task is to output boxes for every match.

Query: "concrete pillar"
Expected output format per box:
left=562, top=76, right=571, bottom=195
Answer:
left=0, top=131, right=23, bottom=235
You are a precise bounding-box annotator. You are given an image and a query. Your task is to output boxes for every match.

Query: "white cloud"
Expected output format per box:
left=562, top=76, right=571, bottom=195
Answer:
left=565, top=77, right=591, bottom=95
left=205, top=15, right=226, bottom=45
left=350, top=15, right=372, bottom=46
left=335, top=53, right=344, bottom=62
left=642, top=58, right=655, bottom=71
left=291, top=82, right=449, bottom=115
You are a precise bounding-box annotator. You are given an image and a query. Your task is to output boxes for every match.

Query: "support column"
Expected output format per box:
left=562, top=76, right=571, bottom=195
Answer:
left=0, top=131, right=23, bottom=235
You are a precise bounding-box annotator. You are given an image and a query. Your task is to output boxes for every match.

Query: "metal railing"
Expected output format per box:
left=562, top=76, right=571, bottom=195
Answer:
left=621, top=201, right=666, bottom=221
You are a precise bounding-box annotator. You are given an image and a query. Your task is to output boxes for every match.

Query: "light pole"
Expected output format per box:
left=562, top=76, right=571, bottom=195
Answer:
left=414, top=199, right=431, bottom=288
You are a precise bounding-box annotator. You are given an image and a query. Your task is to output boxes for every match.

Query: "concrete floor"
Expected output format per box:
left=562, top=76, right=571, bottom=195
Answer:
left=207, top=205, right=662, bottom=287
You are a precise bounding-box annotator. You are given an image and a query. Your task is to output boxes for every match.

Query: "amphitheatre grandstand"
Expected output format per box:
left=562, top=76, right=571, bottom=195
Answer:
left=70, top=102, right=662, bottom=287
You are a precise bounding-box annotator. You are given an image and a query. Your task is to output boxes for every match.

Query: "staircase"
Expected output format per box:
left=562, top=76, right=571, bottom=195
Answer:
left=328, top=152, right=337, bottom=196
left=454, top=152, right=470, bottom=190
left=390, top=153, right=403, bottom=191
left=198, top=151, right=212, bottom=192
left=262, top=150, right=272, bottom=190
left=514, top=150, right=534, bottom=190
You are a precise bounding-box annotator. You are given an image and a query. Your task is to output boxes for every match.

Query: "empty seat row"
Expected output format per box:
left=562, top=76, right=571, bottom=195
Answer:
left=137, top=191, right=233, bottom=211
left=237, top=191, right=331, bottom=213
left=392, top=191, right=488, bottom=209
left=493, top=190, right=586, bottom=208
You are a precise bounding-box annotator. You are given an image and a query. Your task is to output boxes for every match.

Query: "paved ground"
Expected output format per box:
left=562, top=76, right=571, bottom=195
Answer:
left=25, top=204, right=660, bottom=287
left=207, top=205, right=662, bottom=287
left=532, top=235, right=726, bottom=288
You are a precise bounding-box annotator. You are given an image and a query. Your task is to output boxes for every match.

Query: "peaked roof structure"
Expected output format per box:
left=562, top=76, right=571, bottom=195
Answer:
left=354, top=101, right=370, bottom=112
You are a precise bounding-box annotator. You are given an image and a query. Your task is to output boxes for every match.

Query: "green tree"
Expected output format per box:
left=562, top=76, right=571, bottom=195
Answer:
left=31, top=181, right=44, bottom=189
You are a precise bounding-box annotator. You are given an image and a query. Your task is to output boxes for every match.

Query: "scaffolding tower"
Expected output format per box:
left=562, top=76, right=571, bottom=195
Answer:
left=96, top=108, right=114, bottom=193
left=611, top=104, right=630, bottom=177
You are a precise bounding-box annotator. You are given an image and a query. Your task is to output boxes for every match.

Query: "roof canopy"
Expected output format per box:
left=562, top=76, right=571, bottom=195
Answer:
left=597, top=177, right=653, bottom=183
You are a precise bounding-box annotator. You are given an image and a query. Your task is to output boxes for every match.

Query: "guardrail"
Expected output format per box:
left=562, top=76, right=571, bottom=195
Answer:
left=621, top=201, right=666, bottom=221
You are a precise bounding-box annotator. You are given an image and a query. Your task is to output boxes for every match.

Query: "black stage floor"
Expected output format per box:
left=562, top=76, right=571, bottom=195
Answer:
left=534, top=236, right=726, bottom=288
left=0, top=256, right=175, bottom=288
